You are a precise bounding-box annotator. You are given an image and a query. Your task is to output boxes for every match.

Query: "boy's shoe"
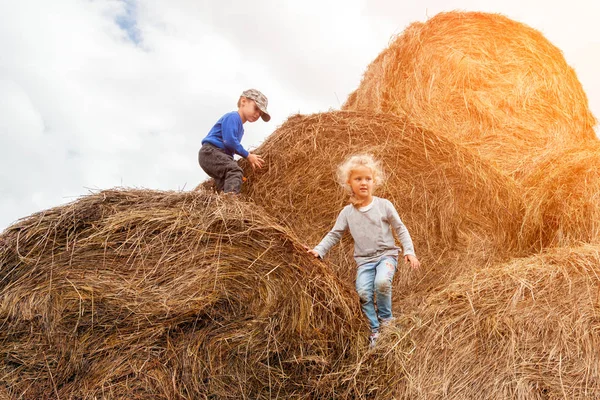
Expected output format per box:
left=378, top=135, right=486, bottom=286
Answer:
left=381, top=317, right=396, bottom=327
left=369, top=331, right=379, bottom=349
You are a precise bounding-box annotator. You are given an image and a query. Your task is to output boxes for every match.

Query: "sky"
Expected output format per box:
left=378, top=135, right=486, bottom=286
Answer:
left=1, top=0, right=599, bottom=231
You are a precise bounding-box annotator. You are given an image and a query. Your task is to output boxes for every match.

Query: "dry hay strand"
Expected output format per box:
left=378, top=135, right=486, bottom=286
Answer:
left=240, top=111, right=527, bottom=306
left=395, top=244, right=600, bottom=399
left=0, top=189, right=367, bottom=399
left=343, top=11, right=597, bottom=176
left=0, top=387, right=10, bottom=400
left=333, top=315, right=421, bottom=400
left=520, top=141, right=600, bottom=249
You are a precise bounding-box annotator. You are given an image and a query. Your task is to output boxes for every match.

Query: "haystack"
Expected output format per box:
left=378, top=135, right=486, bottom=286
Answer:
left=520, top=141, right=600, bottom=248
left=390, top=244, right=600, bottom=399
left=343, top=11, right=597, bottom=175
left=241, top=111, right=527, bottom=304
left=0, top=189, right=367, bottom=399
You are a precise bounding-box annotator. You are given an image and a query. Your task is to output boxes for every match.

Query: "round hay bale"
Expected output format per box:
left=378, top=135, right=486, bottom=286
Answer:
left=241, top=111, right=527, bottom=301
left=520, top=141, right=600, bottom=248
left=396, top=244, right=600, bottom=399
left=343, top=11, right=597, bottom=175
left=0, top=189, right=366, bottom=399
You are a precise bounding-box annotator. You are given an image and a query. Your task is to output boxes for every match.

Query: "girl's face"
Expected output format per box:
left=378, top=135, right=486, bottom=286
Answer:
left=239, top=97, right=262, bottom=123
left=348, top=165, right=374, bottom=201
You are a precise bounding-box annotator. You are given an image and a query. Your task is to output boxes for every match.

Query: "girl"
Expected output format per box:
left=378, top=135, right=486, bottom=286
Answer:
left=308, top=154, right=420, bottom=348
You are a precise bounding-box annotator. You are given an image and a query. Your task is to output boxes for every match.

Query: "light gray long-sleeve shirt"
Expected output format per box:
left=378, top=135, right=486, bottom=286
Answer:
left=314, top=197, right=416, bottom=267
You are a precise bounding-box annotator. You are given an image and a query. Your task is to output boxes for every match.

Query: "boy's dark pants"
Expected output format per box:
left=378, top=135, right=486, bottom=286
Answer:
left=198, top=143, right=243, bottom=193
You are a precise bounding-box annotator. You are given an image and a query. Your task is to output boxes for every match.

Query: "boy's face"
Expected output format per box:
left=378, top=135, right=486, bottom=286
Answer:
left=239, top=97, right=262, bottom=123
left=348, top=165, right=374, bottom=201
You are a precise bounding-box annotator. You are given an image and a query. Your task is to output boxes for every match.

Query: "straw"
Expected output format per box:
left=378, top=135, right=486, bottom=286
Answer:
left=239, top=110, right=529, bottom=308
left=0, top=189, right=366, bottom=398
left=343, top=11, right=597, bottom=176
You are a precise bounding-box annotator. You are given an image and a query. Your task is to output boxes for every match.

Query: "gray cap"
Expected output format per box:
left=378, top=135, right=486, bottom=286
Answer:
left=241, top=89, right=271, bottom=122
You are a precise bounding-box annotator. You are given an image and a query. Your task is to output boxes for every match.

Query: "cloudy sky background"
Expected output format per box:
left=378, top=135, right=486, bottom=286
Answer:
left=1, top=0, right=599, bottom=231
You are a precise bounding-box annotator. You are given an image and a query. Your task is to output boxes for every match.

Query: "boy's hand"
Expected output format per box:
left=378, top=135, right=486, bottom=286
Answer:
left=247, top=153, right=265, bottom=169
left=404, top=254, right=421, bottom=269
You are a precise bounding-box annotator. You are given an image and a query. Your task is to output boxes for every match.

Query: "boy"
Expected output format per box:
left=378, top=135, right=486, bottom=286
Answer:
left=198, top=89, right=270, bottom=193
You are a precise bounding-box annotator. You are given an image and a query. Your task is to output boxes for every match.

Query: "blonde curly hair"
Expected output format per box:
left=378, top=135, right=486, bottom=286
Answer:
left=336, top=154, right=385, bottom=194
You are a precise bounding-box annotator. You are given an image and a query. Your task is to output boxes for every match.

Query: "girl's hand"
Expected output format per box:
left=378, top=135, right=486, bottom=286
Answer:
left=308, top=249, right=320, bottom=258
left=404, top=254, right=421, bottom=269
left=303, top=245, right=321, bottom=258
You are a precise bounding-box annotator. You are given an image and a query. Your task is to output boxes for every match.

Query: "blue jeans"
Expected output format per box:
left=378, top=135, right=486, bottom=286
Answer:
left=355, top=256, right=397, bottom=332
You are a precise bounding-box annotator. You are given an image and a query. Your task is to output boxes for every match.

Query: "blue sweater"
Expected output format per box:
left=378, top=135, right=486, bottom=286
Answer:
left=202, top=111, right=249, bottom=158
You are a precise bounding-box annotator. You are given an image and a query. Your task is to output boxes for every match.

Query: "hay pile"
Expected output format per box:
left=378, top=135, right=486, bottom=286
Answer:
left=520, top=141, right=600, bottom=248
left=241, top=111, right=527, bottom=301
left=5, top=10, right=600, bottom=399
left=0, top=189, right=368, bottom=399
left=343, top=11, right=597, bottom=175
left=392, top=244, right=600, bottom=399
